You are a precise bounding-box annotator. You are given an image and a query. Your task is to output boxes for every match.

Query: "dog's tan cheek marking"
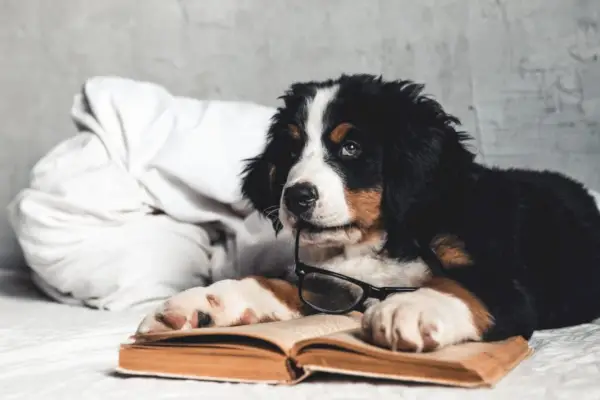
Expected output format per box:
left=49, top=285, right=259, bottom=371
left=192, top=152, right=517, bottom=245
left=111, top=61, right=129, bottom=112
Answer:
left=249, top=276, right=307, bottom=314
left=329, top=122, right=353, bottom=144
left=424, top=277, right=493, bottom=336
left=344, top=189, right=382, bottom=227
left=430, top=234, right=473, bottom=269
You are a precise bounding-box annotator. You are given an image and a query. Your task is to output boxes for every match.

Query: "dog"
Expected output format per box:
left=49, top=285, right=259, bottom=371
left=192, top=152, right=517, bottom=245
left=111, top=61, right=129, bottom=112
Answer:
left=137, top=74, right=600, bottom=352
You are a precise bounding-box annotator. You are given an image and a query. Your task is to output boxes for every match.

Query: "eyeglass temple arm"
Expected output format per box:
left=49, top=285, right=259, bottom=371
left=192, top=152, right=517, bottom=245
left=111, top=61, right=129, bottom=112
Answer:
left=369, top=286, right=417, bottom=300
left=295, top=229, right=302, bottom=262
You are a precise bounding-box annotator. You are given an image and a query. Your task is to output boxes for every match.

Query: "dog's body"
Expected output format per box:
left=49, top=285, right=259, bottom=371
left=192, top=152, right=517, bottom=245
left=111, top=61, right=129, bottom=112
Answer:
left=137, top=74, right=600, bottom=352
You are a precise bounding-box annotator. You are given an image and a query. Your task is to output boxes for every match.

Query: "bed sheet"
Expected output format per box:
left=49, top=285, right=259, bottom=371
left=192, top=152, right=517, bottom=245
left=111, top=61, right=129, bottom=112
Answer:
left=1, top=269, right=599, bottom=400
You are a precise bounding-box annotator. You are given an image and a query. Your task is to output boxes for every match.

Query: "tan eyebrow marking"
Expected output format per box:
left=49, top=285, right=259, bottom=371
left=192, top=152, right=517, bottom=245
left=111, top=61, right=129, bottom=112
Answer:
left=329, top=123, right=353, bottom=144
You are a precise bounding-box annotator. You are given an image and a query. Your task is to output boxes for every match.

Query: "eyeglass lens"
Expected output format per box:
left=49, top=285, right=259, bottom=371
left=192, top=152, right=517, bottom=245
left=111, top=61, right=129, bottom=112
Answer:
left=300, top=271, right=365, bottom=313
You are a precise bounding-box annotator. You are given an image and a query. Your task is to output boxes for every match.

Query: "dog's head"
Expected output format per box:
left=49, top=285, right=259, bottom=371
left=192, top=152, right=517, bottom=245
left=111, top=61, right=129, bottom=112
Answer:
left=242, top=74, right=474, bottom=248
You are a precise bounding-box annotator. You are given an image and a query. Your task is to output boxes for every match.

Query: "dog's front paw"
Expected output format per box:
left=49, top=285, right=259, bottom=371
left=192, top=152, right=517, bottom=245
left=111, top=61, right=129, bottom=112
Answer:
left=361, top=288, right=482, bottom=352
left=136, top=277, right=303, bottom=335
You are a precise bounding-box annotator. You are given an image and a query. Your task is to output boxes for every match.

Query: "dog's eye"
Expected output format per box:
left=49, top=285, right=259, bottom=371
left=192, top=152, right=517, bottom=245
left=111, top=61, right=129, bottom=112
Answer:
left=339, top=141, right=362, bottom=159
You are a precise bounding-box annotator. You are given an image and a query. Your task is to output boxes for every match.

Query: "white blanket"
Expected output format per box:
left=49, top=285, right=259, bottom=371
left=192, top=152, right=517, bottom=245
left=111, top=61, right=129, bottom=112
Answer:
left=1, top=269, right=599, bottom=400
left=7, top=76, right=293, bottom=311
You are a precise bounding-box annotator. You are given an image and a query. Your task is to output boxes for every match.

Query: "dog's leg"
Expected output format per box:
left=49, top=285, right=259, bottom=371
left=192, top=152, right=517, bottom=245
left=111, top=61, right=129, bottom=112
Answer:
left=361, top=269, right=538, bottom=352
left=136, top=277, right=305, bottom=334
left=361, top=277, right=493, bottom=352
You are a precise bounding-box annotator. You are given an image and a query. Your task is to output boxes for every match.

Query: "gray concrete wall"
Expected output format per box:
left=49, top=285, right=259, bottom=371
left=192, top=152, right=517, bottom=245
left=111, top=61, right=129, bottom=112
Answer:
left=1, top=0, right=599, bottom=268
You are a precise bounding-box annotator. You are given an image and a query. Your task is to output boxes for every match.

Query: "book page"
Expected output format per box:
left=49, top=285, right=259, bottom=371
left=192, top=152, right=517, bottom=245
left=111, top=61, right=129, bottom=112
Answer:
left=294, top=329, right=530, bottom=364
left=292, top=330, right=531, bottom=387
left=132, top=313, right=362, bottom=354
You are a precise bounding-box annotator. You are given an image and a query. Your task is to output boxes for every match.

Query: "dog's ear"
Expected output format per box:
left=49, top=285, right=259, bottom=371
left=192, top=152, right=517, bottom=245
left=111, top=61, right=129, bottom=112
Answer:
left=380, top=81, right=473, bottom=227
left=381, top=125, right=444, bottom=227
left=241, top=153, right=282, bottom=233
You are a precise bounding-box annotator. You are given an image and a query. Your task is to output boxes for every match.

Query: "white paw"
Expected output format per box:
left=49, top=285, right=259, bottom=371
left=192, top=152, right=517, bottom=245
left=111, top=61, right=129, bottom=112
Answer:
left=136, top=278, right=302, bottom=334
left=361, top=288, right=481, bottom=352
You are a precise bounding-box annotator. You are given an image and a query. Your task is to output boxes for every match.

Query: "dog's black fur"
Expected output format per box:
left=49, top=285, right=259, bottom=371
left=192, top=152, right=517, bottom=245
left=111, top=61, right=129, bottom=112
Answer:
left=242, top=74, right=600, bottom=342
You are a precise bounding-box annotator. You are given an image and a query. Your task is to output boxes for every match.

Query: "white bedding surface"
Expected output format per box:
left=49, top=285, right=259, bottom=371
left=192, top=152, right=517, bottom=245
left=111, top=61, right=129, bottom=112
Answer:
left=2, top=269, right=599, bottom=400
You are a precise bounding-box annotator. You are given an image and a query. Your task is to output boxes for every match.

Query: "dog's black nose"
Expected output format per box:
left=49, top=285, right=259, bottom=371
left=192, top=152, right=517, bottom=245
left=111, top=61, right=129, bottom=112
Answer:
left=284, top=182, right=319, bottom=216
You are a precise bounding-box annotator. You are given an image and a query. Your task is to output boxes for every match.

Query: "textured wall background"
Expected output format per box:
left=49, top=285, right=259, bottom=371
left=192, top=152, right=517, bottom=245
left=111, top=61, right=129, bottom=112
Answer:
left=1, top=0, right=599, bottom=268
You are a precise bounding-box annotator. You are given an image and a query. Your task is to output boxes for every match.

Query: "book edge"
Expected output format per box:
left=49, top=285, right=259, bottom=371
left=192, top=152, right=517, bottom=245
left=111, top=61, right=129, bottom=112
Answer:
left=459, top=337, right=533, bottom=385
left=301, top=365, right=490, bottom=388
left=124, top=331, right=289, bottom=355
left=292, top=335, right=532, bottom=387
left=114, top=366, right=312, bottom=386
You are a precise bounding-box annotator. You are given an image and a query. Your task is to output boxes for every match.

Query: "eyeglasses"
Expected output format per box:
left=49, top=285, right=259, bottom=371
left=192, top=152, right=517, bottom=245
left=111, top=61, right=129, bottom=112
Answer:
left=293, top=230, right=420, bottom=314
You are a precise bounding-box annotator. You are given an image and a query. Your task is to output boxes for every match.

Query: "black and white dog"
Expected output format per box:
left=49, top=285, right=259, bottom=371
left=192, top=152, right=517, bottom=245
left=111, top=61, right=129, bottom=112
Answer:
left=137, top=74, right=600, bottom=352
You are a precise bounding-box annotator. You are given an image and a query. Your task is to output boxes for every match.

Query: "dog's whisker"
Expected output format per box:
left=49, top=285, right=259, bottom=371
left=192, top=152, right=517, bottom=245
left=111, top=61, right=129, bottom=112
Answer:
left=263, top=205, right=278, bottom=214
left=265, top=208, right=280, bottom=220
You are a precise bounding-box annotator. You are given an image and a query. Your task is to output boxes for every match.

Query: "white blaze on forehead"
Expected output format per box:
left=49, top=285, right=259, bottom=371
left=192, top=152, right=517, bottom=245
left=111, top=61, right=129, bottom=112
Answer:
left=290, top=84, right=339, bottom=172
left=281, top=84, right=355, bottom=230
left=304, top=85, right=339, bottom=148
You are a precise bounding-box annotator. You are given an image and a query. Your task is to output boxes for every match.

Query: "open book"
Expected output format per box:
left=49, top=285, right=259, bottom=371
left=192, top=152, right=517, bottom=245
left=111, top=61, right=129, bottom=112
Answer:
left=117, top=313, right=531, bottom=388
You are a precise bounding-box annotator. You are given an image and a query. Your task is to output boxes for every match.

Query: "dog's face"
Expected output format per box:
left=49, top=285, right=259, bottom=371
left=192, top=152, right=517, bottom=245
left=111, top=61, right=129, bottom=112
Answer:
left=242, top=74, right=471, bottom=248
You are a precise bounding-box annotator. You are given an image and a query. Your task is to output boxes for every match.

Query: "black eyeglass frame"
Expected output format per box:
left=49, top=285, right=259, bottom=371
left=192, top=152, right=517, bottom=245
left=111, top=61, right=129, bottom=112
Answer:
left=293, top=230, right=420, bottom=314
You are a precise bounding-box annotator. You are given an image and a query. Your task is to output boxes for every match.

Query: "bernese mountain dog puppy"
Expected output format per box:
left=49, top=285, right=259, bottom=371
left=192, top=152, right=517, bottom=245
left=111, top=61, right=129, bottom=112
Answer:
left=137, top=74, right=600, bottom=352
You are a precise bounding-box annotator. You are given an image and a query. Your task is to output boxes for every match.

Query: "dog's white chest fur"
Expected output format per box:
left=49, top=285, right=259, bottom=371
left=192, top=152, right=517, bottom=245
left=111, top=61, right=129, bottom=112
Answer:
left=311, top=236, right=431, bottom=288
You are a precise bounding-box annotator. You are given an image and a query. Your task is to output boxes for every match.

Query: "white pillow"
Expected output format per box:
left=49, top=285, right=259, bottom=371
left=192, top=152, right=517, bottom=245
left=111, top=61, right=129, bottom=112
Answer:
left=7, top=76, right=285, bottom=311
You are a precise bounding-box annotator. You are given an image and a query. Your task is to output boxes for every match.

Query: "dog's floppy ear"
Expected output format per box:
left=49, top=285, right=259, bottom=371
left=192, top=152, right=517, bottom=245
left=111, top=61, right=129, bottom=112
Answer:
left=380, top=81, right=472, bottom=227
left=240, top=153, right=282, bottom=233
left=381, top=125, right=444, bottom=226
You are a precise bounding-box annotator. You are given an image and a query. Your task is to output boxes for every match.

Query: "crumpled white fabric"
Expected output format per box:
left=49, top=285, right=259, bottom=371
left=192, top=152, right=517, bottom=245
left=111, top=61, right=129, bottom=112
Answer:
left=590, top=189, right=600, bottom=208
left=7, top=76, right=294, bottom=311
